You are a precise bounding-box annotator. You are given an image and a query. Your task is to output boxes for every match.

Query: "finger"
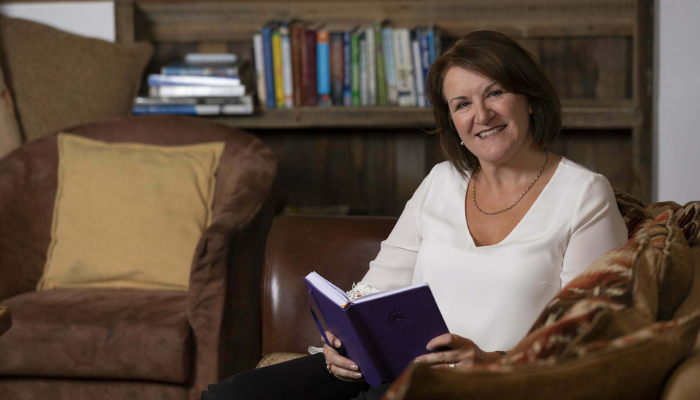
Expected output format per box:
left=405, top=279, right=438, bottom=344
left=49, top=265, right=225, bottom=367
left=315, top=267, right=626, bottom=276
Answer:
left=426, top=333, right=471, bottom=351
left=415, top=348, right=473, bottom=365
left=325, top=351, right=359, bottom=372
left=329, top=363, right=363, bottom=380
left=324, top=331, right=342, bottom=348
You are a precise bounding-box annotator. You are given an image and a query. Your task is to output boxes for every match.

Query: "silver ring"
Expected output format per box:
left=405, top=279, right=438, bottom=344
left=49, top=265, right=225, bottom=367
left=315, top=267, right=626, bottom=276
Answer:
left=327, top=363, right=333, bottom=374
left=448, top=362, right=456, bottom=370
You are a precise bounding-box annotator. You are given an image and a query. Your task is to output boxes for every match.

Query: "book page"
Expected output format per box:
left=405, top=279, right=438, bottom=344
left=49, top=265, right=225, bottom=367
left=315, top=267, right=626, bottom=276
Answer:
left=305, top=272, right=350, bottom=307
left=351, top=282, right=428, bottom=304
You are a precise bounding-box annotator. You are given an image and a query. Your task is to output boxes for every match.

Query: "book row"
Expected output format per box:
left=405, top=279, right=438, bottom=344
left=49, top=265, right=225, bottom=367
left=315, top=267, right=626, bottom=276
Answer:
left=254, top=22, right=442, bottom=109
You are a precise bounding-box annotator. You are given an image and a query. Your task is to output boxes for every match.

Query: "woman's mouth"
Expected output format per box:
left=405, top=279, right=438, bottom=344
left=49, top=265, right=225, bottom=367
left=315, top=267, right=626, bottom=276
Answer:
left=477, top=125, right=506, bottom=138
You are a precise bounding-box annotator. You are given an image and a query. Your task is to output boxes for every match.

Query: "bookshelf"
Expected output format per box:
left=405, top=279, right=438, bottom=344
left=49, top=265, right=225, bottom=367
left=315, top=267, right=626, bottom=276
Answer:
left=114, top=0, right=653, bottom=215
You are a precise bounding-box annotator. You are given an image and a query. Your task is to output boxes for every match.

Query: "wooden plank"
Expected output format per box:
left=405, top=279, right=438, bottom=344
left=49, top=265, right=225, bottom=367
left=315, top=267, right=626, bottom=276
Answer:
left=115, top=0, right=136, bottom=44
left=136, top=0, right=634, bottom=42
left=631, top=0, right=653, bottom=202
left=595, top=130, right=632, bottom=193
left=395, top=133, right=426, bottom=209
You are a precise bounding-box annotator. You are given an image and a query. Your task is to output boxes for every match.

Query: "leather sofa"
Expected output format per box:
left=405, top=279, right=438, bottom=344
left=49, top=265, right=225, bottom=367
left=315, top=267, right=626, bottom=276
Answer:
left=259, top=213, right=700, bottom=399
left=0, top=116, right=277, bottom=400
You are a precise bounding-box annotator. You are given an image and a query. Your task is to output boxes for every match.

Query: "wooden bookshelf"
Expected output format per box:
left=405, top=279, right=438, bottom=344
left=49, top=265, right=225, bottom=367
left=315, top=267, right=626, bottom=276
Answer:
left=113, top=0, right=654, bottom=214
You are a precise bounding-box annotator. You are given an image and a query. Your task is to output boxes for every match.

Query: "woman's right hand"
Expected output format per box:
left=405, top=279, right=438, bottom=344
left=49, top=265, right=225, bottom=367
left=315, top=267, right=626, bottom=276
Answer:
left=322, top=331, right=364, bottom=382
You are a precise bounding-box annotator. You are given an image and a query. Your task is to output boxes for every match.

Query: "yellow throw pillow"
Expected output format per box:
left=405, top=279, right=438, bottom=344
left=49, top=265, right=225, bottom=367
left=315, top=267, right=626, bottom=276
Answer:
left=38, top=134, right=225, bottom=291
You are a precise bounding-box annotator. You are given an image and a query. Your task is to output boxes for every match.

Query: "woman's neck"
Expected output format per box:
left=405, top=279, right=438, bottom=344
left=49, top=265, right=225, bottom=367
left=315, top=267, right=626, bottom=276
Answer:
left=475, top=146, right=548, bottom=191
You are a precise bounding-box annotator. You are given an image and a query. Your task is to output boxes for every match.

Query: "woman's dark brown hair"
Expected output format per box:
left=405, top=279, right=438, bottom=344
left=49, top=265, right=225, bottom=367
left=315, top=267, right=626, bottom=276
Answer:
left=426, top=30, right=561, bottom=177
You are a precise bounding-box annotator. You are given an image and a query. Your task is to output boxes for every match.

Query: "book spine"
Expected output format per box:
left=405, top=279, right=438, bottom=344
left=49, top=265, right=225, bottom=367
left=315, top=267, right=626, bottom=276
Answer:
left=302, top=28, right=318, bottom=106
left=394, top=28, right=416, bottom=106
left=330, top=31, right=344, bottom=106
left=272, top=29, right=286, bottom=108
left=132, top=104, right=221, bottom=115
left=317, top=28, right=331, bottom=106
left=350, top=30, right=360, bottom=106
left=148, top=85, right=245, bottom=97
left=253, top=33, right=267, bottom=108
left=147, top=74, right=241, bottom=87
left=290, top=24, right=304, bottom=107
left=280, top=24, right=294, bottom=108
left=374, top=24, right=387, bottom=106
left=160, top=66, right=239, bottom=76
left=427, top=26, right=436, bottom=64
left=261, top=25, right=277, bottom=109
left=382, top=27, right=397, bottom=105
left=342, top=29, right=352, bottom=106
left=419, top=30, right=431, bottom=107
left=365, top=27, right=376, bottom=106
left=359, top=31, right=368, bottom=106
left=431, top=24, right=442, bottom=60
left=411, top=32, right=425, bottom=107
left=184, top=53, right=237, bottom=64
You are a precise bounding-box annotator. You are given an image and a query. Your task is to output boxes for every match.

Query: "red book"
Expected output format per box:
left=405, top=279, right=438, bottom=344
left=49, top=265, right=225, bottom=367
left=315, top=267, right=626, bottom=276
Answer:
left=302, top=27, right=318, bottom=106
left=290, top=22, right=304, bottom=107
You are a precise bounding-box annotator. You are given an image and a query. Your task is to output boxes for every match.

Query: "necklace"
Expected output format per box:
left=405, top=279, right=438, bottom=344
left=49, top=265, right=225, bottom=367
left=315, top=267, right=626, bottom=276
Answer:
left=472, top=148, right=549, bottom=216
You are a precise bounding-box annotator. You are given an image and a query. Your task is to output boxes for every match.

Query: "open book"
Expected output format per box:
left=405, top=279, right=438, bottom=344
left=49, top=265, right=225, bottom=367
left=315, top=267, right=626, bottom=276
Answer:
left=303, top=272, right=449, bottom=387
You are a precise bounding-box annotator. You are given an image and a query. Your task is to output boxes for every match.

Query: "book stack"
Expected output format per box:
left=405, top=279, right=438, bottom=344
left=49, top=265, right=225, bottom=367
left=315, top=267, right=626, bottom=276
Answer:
left=254, top=21, right=442, bottom=109
left=133, top=53, right=254, bottom=116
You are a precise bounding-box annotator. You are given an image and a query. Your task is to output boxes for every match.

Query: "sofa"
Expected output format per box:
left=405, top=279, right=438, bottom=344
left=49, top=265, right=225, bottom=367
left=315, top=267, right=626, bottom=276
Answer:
left=257, top=206, right=700, bottom=399
left=0, top=116, right=277, bottom=400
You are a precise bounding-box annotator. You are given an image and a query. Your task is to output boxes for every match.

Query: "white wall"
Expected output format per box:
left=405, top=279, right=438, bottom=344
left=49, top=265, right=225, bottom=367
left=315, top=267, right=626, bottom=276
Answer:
left=655, top=0, right=700, bottom=203
left=0, top=1, right=115, bottom=42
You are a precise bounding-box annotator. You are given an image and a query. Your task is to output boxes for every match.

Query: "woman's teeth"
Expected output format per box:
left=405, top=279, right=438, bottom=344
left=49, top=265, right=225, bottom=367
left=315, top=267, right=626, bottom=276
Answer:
left=478, top=126, right=505, bottom=138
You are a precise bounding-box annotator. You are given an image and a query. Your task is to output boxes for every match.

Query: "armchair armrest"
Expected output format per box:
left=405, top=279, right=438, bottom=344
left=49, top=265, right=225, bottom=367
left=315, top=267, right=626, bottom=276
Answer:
left=261, top=215, right=397, bottom=356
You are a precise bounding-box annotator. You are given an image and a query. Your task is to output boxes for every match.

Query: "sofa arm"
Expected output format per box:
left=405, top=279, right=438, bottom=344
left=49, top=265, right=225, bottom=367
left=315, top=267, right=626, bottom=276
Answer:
left=187, top=136, right=277, bottom=398
left=261, top=215, right=397, bottom=356
left=662, top=348, right=700, bottom=400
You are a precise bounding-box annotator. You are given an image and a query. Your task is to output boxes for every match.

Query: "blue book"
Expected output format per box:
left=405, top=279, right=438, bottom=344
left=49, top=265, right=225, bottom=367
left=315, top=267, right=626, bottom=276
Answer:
left=160, top=63, right=240, bottom=77
left=343, top=29, right=352, bottom=106
left=132, top=104, right=220, bottom=115
left=381, top=27, right=397, bottom=105
left=304, top=272, right=449, bottom=387
left=419, top=30, right=431, bottom=107
left=261, top=23, right=277, bottom=109
left=147, top=74, right=241, bottom=87
left=317, top=29, right=331, bottom=106
left=427, top=27, right=436, bottom=64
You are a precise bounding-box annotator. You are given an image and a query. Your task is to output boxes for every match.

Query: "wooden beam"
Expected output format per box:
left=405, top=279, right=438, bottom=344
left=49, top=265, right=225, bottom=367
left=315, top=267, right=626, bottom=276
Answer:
left=115, top=0, right=136, bottom=44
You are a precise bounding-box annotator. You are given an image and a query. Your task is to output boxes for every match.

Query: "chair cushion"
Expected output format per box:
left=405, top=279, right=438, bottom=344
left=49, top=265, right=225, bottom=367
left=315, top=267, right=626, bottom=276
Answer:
left=0, top=15, right=152, bottom=142
left=0, top=62, right=21, bottom=159
left=37, top=134, right=224, bottom=291
left=0, top=288, right=192, bottom=383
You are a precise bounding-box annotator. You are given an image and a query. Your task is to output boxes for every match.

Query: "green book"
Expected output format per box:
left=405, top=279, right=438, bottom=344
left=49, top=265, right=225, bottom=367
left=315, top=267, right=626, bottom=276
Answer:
left=374, top=23, right=387, bottom=106
left=350, top=30, right=360, bottom=106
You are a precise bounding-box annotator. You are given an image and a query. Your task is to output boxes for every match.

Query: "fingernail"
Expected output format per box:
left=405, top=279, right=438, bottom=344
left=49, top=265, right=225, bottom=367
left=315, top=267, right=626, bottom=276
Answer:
left=334, top=340, right=341, bottom=347
left=350, top=364, right=358, bottom=371
left=354, top=372, right=362, bottom=378
left=414, top=358, right=421, bottom=363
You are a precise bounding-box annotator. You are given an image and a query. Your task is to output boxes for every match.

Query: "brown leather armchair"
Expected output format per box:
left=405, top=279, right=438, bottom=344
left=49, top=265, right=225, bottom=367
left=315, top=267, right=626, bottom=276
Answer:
left=259, top=214, right=700, bottom=399
left=0, top=116, right=277, bottom=400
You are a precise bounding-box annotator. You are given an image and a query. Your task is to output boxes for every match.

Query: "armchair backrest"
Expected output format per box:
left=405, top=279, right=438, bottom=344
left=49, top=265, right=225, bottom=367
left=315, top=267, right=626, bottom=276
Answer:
left=261, top=215, right=396, bottom=355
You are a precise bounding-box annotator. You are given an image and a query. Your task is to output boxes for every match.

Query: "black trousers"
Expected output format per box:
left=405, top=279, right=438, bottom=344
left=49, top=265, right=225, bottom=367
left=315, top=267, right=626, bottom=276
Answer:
left=198, top=354, right=390, bottom=400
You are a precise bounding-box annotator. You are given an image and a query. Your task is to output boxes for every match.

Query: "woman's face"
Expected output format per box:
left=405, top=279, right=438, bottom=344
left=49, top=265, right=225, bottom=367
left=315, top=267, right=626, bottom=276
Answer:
left=443, top=66, right=533, bottom=167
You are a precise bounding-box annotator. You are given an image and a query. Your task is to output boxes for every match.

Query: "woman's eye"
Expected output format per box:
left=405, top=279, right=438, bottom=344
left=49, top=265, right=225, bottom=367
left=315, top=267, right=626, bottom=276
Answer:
left=489, top=90, right=503, bottom=97
left=455, top=102, right=470, bottom=110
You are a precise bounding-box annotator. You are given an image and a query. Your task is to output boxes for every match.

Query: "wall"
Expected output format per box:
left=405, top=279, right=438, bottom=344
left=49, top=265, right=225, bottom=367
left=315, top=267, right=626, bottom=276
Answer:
left=655, top=0, right=700, bottom=203
left=0, top=1, right=115, bottom=42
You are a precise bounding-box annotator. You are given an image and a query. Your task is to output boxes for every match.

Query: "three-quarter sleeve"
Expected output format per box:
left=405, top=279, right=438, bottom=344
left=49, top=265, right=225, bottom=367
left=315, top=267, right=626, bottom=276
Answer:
left=560, top=174, right=628, bottom=287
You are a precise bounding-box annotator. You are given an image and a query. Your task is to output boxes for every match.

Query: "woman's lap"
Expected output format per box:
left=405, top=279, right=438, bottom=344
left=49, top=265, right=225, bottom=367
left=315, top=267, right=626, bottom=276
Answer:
left=198, top=353, right=389, bottom=400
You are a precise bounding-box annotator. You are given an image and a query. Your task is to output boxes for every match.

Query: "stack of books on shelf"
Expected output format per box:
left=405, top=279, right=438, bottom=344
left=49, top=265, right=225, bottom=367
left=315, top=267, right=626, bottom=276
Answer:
left=133, top=53, right=254, bottom=116
left=253, top=21, right=441, bottom=109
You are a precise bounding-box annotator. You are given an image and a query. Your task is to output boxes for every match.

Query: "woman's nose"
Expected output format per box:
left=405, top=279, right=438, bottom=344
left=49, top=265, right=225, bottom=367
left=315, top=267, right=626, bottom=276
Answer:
left=474, top=102, right=494, bottom=125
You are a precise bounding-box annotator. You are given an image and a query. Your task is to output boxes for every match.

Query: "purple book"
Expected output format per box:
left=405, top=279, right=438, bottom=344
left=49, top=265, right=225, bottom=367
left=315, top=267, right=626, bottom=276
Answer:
left=304, top=272, right=449, bottom=387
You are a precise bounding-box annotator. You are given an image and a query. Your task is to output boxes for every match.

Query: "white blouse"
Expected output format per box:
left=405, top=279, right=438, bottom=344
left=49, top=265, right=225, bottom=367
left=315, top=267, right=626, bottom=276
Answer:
left=355, top=158, right=628, bottom=351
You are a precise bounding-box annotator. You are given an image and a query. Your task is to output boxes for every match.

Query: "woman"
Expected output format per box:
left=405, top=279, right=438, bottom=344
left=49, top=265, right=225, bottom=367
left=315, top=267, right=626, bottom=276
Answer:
left=199, top=30, right=628, bottom=400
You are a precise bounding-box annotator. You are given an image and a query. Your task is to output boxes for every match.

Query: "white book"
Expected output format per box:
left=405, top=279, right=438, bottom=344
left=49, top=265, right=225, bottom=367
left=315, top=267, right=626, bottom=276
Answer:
left=280, top=24, right=294, bottom=108
left=253, top=33, right=267, bottom=108
left=412, top=37, right=426, bottom=107
left=393, top=28, right=416, bottom=106
left=148, top=74, right=241, bottom=86
left=149, top=85, right=246, bottom=97
left=382, top=27, right=398, bottom=105
left=359, top=32, right=368, bottom=106
left=185, top=53, right=238, bottom=64
left=221, top=95, right=254, bottom=114
left=365, top=27, right=376, bottom=106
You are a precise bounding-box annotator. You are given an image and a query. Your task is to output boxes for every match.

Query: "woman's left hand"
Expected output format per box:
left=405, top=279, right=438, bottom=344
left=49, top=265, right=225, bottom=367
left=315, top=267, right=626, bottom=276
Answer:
left=413, top=333, right=503, bottom=370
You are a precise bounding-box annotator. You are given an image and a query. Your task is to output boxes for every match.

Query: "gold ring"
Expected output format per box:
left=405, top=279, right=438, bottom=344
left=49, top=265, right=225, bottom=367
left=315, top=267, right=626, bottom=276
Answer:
left=448, top=363, right=456, bottom=370
left=327, top=363, right=333, bottom=374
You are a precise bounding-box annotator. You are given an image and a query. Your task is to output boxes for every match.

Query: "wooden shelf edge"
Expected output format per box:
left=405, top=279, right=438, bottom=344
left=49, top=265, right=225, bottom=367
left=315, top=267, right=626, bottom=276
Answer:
left=211, top=104, right=639, bottom=130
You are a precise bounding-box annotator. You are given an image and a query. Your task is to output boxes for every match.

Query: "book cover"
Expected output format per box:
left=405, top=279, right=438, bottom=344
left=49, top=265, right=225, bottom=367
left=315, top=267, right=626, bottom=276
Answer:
left=304, top=272, right=449, bottom=387
left=374, top=23, right=387, bottom=106
left=280, top=23, right=294, bottom=108
left=148, top=85, right=246, bottom=97
left=272, top=28, right=286, bottom=108
left=381, top=27, right=398, bottom=105
left=302, top=27, right=318, bottom=106
left=365, top=27, right=376, bottom=106
left=184, top=53, right=237, bottom=64
left=419, top=29, right=432, bottom=107
left=350, top=29, right=360, bottom=106
left=253, top=33, right=267, bottom=108
left=261, top=23, right=277, bottom=109
left=342, top=28, right=353, bottom=106
left=359, top=31, right=368, bottom=106
left=329, top=31, right=344, bottom=106
left=160, top=63, right=241, bottom=77
left=132, top=104, right=221, bottom=116
left=317, top=28, right=331, bottom=106
left=290, top=22, right=305, bottom=107
left=147, top=74, right=241, bottom=87
left=393, top=28, right=416, bottom=106
left=221, top=95, right=254, bottom=115
left=411, top=31, right=426, bottom=107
